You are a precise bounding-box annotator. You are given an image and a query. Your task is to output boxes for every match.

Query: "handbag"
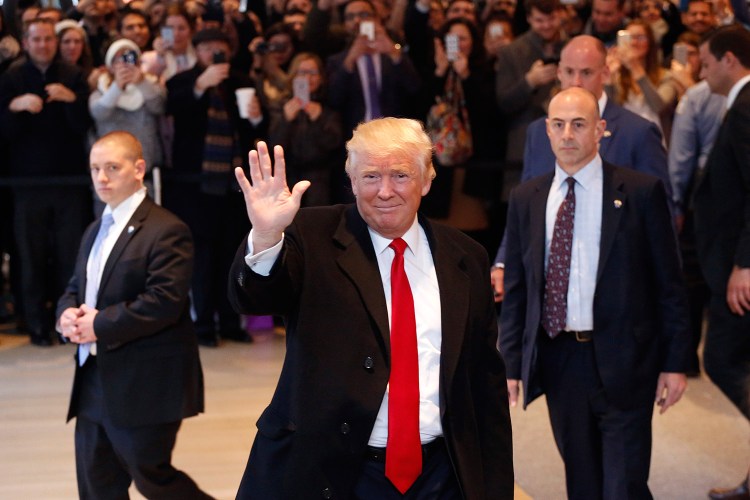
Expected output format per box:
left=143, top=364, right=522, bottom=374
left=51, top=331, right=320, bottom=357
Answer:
left=426, top=69, right=473, bottom=167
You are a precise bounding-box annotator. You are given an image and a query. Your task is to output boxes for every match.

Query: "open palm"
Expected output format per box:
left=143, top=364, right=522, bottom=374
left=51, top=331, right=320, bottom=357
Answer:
left=235, top=142, right=310, bottom=252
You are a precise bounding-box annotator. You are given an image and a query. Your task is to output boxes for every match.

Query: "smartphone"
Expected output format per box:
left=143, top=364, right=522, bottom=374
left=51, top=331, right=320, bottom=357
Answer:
left=293, top=76, right=310, bottom=106
left=445, top=33, right=459, bottom=62
left=617, top=30, right=632, bottom=49
left=673, top=43, right=689, bottom=66
left=213, top=51, right=227, bottom=64
left=160, top=26, right=174, bottom=49
left=360, top=20, right=375, bottom=41
left=121, top=50, right=138, bottom=65
left=541, top=55, right=560, bottom=65
left=488, top=23, right=504, bottom=39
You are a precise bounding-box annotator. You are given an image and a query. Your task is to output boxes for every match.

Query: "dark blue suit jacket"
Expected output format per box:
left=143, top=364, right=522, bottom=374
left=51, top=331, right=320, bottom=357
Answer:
left=500, top=163, right=690, bottom=409
left=495, top=100, right=670, bottom=264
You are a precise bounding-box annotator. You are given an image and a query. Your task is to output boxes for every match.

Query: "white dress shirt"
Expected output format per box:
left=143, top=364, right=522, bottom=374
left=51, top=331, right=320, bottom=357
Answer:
left=545, top=157, right=603, bottom=331
left=243, top=217, right=444, bottom=446
left=727, top=74, right=750, bottom=109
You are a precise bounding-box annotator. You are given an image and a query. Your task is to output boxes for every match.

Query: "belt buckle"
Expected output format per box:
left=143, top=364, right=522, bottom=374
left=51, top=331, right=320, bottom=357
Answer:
left=574, top=331, right=592, bottom=342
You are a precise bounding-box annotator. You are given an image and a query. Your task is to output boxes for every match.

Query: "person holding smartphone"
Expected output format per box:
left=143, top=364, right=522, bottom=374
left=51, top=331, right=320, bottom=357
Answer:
left=269, top=52, right=344, bottom=207
left=166, top=28, right=266, bottom=347
left=424, top=17, right=504, bottom=251
left=89, top=39, right=166, bottom=179
left=327, top=0, right=420, bottom=138
left=141, top=4, right=197, bottom=85
left=606, top=19, right=682, bottom=142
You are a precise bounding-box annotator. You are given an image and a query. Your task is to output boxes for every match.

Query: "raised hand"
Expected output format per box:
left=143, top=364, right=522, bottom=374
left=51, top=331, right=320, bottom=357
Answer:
left=235, top=142, right=310, bottom=253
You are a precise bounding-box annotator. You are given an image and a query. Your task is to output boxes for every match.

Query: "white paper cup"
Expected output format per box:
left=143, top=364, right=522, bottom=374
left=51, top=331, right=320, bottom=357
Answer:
left=235, top=87, right=256, bottom=119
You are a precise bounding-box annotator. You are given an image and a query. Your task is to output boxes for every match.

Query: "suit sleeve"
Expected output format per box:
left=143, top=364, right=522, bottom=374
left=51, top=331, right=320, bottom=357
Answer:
left=498, top=187, right=527, bottom=379
left=472, top=250, right=515, bottom=497
left=632, top=119, right=674, bottom=213
left=92, top=219, right=195, bottom=348
left=729, top=102, right=750, bottom=268
left=642, top=180, right=691, bottom=372
left=228, top=227, right=303, bottom=317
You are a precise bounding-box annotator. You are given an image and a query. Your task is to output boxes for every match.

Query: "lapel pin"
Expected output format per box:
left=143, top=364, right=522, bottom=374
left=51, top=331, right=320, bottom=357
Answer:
left=614, top=199, right=622, bottom=208
left=603, top=130, right=612, bottom=138
left=127, top=225, right=135, bottom=234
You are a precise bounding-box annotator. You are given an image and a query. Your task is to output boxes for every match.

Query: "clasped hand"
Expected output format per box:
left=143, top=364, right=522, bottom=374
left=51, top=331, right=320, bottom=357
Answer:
left=59, top=304, right=99, bottom=344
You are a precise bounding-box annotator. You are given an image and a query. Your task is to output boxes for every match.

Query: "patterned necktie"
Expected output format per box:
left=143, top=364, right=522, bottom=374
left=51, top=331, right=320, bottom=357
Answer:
left=79, top=213, right=115, bottom=367
left=365, top=54, right=382, bottom=120
left=542, top=177, right=576, bottom=338
left=385, top=238, right=422, bottom=494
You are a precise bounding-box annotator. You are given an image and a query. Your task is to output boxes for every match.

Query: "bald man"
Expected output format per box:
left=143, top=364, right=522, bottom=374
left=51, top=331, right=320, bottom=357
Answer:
left=492, top=35, right=669, bottom=301
left=500, top=88, right=690, bottom=499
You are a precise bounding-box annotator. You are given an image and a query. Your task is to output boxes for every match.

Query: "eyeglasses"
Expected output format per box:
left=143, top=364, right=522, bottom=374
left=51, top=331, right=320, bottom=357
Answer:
left=344, top=11, right=374, bottom=21
left=296, top=69, right=320, bottom=76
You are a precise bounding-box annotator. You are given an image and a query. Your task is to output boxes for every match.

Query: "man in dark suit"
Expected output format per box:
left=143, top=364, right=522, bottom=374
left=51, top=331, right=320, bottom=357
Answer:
left=166, top=28, right=266, bottom=346
left=325, top=0, right=421, bottom=137
left=500, top=88, right=690, bottom=499
left=0, top=18, right=92, bottom=345
left=57, top=132, right=211, bottom=499
left=495, top=0, right=565, bottom=199
left=491, top=34, right=670, bottom=301
left=693, top=25, right=750, bottom=500
left=228, top=118, right=514, bottom=499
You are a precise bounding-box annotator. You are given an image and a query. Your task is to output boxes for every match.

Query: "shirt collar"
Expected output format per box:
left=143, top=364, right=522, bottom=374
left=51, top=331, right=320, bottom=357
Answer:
left=368, top=216, right=422, bottom=257
left=598, top=92, right=608, bottom=116
left=727, top=74, right=750, bottom=110
left=104, top=187, right=147, bottom=225
left=553, top=154, right=603, bottom=193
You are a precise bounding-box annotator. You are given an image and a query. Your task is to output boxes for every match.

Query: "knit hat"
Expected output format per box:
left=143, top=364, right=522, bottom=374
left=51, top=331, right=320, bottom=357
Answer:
left=105, top=38, right=141, bottom=69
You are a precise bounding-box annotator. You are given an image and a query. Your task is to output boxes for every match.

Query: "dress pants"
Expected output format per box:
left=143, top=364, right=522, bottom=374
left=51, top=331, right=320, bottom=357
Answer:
left=353, top=443, right=462, bottom=500
left=704, top=294, right=750, bottom=420
left=539, top=332, right=654, bottom=500
left=164, top=185, right=248, bottom=337
left=74, top=358, right=213, bottom=500
left=13, top=186, right=90, bottom=334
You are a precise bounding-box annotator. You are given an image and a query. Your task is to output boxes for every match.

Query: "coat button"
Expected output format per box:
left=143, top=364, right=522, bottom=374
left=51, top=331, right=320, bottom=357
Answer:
left=363, top=356, right=374, bottom=370
left=340, top=422, right=350, bottom=434
left=322, top=487, right=332, bottom=498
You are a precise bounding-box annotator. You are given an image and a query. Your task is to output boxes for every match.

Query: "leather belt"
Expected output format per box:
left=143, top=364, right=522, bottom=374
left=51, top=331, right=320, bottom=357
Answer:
left=365, top=437, right=445, bottom=463
left=562, top=330, right=593, bottom=342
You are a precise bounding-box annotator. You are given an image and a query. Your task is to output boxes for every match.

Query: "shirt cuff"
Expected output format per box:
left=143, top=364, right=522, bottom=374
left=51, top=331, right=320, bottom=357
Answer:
left=244, top=230, right=284, bottom=276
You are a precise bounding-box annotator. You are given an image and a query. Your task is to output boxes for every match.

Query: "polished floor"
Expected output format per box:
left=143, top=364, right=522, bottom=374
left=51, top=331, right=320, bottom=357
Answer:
left=0, top=327, right=747, bottom=499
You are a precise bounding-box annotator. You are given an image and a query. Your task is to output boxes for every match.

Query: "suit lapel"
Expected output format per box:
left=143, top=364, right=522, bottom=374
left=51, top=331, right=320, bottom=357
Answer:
left=334, top=207, right=392, bottom=356
left=77, top=224, right=99, bottom=304
left=597, top=163, right=626, bottom=284
left=421, top=217, right=470, bottom=412
left=599, top=103, right=619, bottom=158
left=530, top=175, right=553, bottom=289
left=97, top=197, right=150, bottom=301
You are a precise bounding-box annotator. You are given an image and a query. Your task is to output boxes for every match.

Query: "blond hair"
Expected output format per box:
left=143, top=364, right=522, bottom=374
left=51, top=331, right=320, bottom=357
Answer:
left=345, top=118, right=436, bottom=181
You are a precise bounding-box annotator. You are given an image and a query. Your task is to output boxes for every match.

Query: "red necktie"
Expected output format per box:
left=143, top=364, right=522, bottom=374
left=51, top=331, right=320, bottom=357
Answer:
left=542, top=177, right=576, bottom=338
left=385, top=238, right=422, bottom=494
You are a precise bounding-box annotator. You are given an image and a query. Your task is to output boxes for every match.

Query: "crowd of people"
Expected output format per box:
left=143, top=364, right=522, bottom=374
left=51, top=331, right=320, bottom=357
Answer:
left=1, top=0, right=750, bottom=496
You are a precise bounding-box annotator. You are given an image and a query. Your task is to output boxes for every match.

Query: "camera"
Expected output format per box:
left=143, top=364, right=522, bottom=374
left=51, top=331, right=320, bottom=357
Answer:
left=121, top=50, right=138, bottom=65
left=213, top=51, right=227, bottom=64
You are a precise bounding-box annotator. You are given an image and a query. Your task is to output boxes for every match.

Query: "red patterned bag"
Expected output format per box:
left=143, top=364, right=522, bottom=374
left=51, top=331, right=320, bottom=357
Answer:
left=426, top=69, right=473, bottom=166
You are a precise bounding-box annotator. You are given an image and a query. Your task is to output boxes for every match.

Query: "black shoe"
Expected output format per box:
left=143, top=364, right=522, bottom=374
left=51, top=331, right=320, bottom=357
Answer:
left=220, top=328, right=253, bottom=343
left=709, top=477, right=750, bottom=500
left=30, top=330, right=53, bottom=347
left=196, top=332, right=219, bottom=347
